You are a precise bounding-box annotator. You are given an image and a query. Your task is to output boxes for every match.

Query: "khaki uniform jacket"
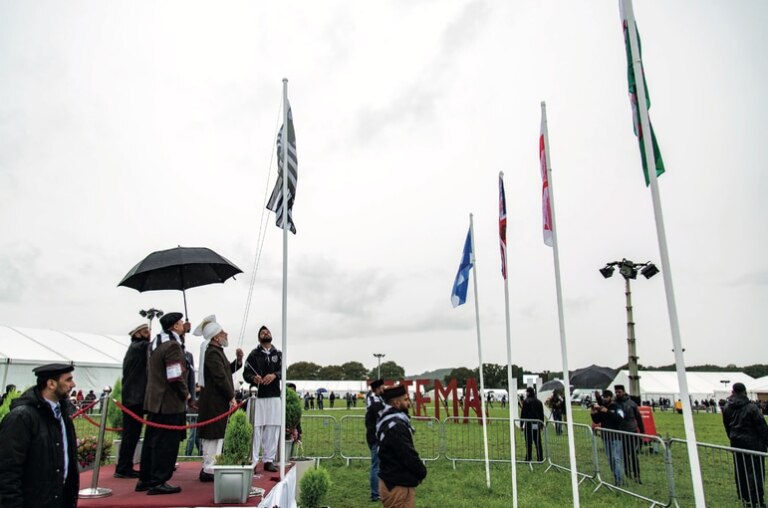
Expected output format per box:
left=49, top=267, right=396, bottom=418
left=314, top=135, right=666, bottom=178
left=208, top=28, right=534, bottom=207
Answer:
left=197, top=345, right=235, bottom=440
left=144, top=334, right=189, bottom=414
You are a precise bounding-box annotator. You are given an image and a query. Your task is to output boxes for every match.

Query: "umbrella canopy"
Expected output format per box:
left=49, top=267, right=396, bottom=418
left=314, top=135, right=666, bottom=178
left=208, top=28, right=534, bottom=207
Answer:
left=118, top=246, right=242, bottom=319
left=118, top=246, right=242, bottom=292
left=570, top=364, right=617, bottom=390
left=540, top=379, right=565, bottom=391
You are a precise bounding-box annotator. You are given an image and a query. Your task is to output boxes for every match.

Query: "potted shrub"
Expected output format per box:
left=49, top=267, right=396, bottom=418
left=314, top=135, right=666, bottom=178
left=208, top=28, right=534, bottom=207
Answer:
left=285, top=388, right=303, bottom=459
left=212, top=409, right=254, bottom=503
left=77, top=435, right=113, bottom=472
left=298, top=466, right=331, bottom=508
left=291, top=441, right=315, bottom=501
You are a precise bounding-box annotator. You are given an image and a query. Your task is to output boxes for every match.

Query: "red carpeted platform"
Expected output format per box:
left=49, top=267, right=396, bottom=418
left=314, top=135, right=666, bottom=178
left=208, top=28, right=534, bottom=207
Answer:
left=78, top=461, right=293, bottom=508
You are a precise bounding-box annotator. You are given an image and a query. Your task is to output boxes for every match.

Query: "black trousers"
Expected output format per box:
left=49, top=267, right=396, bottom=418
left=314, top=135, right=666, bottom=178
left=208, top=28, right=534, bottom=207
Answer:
left=732, top=443, right=765, bottom=507
left=139, top=412, right=185, bottom=486
left=524, top=425, right=543, bottom=461
left=116, top=403, right=144, bottom=474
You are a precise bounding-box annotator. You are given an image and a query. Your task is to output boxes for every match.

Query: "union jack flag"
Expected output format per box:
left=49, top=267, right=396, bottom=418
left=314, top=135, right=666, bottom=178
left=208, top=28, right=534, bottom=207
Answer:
left=499, top=173, right=507, bottom=279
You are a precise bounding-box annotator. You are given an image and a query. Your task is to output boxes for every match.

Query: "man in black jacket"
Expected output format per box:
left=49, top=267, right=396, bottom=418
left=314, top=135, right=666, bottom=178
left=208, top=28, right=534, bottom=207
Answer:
left=376, top=385, right=426, bottom=508
left=723, top=382, right=768, bottom=507
left=365, top=379, right=385, bottom=502
left=520, top=387, right=544, bottom=462
left=115, top=323, right=150, bottom=479
left=591, top=389, right=625, bottom=485
left=243, top=325, right=282, bottom=472
left=0, top=363, right=79, bottom=508
left=614, top=384, right=645, bottom=482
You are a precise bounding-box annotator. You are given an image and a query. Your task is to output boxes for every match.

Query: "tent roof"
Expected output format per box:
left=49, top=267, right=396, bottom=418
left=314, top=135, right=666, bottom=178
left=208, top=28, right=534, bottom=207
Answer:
left=609, top=370, right=754, bottom=398
left=747, top=375, right=768, bottom=392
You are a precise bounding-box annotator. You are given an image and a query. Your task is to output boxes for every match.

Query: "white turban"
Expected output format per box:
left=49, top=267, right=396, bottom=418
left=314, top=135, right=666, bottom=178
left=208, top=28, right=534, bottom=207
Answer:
left=193, top=315, right=221, bottom=387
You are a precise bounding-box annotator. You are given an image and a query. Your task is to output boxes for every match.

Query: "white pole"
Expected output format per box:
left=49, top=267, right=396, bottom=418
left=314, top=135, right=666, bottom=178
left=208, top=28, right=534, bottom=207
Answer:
left=279, top=78, right=289, bottom=480
left=499, top=171, right=518, bottom=507
left=469, top=213, right=492, bottom=489
left=620, top=2, right=705, bottom=504
left=541, top=101, right=580, bottom=507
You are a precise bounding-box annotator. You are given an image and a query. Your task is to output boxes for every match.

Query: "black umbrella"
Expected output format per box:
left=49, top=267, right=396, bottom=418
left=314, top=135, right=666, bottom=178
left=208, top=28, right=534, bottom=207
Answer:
left=118, top=246, right=242, bottom=319
left=570, top=365, right=617, bottom=390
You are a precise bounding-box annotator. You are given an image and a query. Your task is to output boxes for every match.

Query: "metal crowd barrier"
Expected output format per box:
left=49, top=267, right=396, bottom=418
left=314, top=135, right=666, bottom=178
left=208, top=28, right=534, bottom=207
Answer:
left=668, top=437, right=767, bottom=508
left=338, top=415, right=369, bottom=464
left=592, top=427, right=673, bottom=507
left=410, top=416, right=441, bottom=462
left=513, top=418, right=548, bottom=469
left=443, top=416, right=525, bottom=468
left=543, top=420, right=598, bottom=483
left=300, top=414, right=338, bottom=461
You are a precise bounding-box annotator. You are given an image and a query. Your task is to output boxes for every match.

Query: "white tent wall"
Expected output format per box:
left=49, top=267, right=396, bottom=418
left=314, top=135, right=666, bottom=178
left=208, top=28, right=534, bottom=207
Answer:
left=609, top=370, right=754, bottom=403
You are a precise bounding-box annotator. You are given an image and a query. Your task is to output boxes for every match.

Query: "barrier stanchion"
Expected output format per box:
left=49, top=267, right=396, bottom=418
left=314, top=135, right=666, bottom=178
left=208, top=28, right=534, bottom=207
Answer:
left=78, top=387, right=113, bottom=499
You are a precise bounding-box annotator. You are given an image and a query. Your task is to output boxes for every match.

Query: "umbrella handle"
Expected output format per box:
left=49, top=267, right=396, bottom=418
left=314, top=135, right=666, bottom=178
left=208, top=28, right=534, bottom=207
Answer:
left=183, top=288, right=189, bottom=322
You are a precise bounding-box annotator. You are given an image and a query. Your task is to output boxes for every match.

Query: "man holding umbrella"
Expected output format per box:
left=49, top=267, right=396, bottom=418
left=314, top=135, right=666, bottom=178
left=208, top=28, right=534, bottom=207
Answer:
left=137, top=312, right=189, bottom=495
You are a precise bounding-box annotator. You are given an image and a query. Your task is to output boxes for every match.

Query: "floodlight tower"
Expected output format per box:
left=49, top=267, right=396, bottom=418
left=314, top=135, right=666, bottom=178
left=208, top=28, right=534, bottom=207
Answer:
left=599, top=259, right=659, bottom=398
left=373, top=353, right=386, bottom=379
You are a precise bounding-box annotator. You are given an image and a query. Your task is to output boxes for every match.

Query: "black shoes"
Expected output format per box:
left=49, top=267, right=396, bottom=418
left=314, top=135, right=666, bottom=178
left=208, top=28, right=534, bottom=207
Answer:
left=147, top=483, right=182, bottom=495
left=114, top=469, right=140, bottom=479
left=263, top=462, right=278, bottom=472
left=135, top=481, right=152, bottom=492
left=199, top=470, right=215, bottom=482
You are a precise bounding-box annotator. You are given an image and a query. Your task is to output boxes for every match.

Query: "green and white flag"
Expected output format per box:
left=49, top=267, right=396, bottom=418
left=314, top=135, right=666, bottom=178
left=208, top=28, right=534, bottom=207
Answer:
left=622, top=5, right=665, bottom=186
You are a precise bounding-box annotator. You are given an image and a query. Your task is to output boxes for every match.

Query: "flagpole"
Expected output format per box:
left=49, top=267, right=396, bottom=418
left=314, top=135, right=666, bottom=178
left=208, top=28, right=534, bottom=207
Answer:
left=469, top=213, right=492, bottom=489
left=278, top=78, right=289, bottom=480
left=499, top=172, right=518, bottom=507
left=541, top=101, right=580, bottom=507
left=620, top=2, right=705, bottom=504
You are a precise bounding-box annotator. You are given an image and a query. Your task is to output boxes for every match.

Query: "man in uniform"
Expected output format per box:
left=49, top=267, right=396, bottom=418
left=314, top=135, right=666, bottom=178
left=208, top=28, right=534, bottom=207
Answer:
left=365, top=379, right=385, bottom=502
left=376, top=385, right=427, bottom=508
left=0, top=363, right=79, bottom=508
left=243, top=325, right=282, bottom=472
left=115, top=323, right=151, bottom=479
left=137, top=312, right=189, bottom=495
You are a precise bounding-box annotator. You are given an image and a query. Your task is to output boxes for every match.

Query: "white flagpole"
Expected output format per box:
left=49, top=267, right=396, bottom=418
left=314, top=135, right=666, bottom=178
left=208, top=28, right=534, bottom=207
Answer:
left=620, top=2, right=705, bottom=504
left=499, top=171, right=518, bottom=507
left=541, top=101, right=580, bottom=507
left=469, top=213, right=492, bottom=489
left=278, top=78, right=289, bottom=480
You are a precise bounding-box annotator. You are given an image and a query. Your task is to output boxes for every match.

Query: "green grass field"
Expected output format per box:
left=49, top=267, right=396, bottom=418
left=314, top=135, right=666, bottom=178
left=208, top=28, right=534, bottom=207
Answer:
left=76, top=404, right=752, bottom=507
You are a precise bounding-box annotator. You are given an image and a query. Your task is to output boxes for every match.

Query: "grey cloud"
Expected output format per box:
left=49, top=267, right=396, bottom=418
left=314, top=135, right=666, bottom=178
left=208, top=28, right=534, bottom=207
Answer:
left=438, top=0, right=490, bottom=64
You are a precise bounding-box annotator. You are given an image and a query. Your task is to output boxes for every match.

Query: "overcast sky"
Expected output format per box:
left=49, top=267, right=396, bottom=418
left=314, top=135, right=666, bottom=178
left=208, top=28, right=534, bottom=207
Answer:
left=1, top=1, right=766, bottom=378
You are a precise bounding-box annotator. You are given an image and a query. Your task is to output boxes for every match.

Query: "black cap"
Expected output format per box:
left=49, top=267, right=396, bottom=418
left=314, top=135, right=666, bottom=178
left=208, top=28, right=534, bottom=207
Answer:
left=159, top=312, right=184, bottom=331
left=614, top=384, right=625, bottom=391
left=33, top=363, right=74, bottom=380
left=370, top=379, right=384, bottom=390
left=382, top=385, right=406, bottom=402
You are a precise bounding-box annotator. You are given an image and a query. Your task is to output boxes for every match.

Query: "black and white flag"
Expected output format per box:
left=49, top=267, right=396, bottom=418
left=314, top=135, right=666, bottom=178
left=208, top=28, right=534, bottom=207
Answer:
left=267, top=102, right=297, bottom=234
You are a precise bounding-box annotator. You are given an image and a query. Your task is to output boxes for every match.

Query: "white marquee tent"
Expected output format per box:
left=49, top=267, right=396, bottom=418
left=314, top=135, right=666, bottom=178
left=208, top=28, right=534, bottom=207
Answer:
left=609, top=369, right=755, bottom=403
left=0, top=325, right=206, bottom=394
left=747, top=375, right=768, bottom=401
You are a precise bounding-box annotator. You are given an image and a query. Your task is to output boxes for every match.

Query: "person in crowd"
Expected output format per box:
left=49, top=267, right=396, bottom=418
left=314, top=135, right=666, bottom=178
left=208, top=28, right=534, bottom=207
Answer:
left=137, top=312, right=189, bottom=495
left=115, top=323, right=151, bottom=479
left=243, top=325, right=282, bottom=472
left=317, top=391, right=324, bottom=410
left=180, top=331, right=201, bottom=458
left=0, top=384, right=16, bottom=406
left=521, top=387, right=544, bottom=462
left=674, top=399, right=683, bottom=414
left=84, top=389, right=97, bottom=413
left=722, top=382, right=768, bottom=507
left=548, top=391, right=565, bottom=436
left=591, top=389, right=625, bottom=485
left=501, top=394, right=507, bottom=409
left=310, top=393, right=315, bottom=410
left=614, top=384, right=645, bottom=483
left=0, top=363, right=79, bottom=507
left=76, top=389, right=84, bottom=408
left=376, top=385, right=427, bottom=508
left=304, top=391, right=310, bottom=410
left=329, top=391, right=336, bottom=408
left=365, top=379, right=386, bottom=502
left=194, top=316, right=238, bottom=482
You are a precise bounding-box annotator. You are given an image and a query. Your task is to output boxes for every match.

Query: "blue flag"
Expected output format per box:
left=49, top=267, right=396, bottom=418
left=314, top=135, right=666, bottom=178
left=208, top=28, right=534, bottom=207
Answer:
left=451, top=228, right=473, bottom=308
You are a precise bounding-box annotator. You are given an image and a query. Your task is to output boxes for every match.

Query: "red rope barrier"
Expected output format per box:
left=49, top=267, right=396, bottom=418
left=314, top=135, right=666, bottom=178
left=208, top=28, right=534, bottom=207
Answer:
left=82, top=413, right=123, bottom=432
left=113, top=398, right=246, bottom=431
left=69, top=398, right=100, bottom=419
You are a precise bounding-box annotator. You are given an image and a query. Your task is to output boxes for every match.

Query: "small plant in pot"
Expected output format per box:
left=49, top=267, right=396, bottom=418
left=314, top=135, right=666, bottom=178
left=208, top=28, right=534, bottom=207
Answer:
left=285, top=387, right=303, bottom=458
left=212, top=409, right=254, bottom=503
left=298, top=466, right=332, bottom=508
